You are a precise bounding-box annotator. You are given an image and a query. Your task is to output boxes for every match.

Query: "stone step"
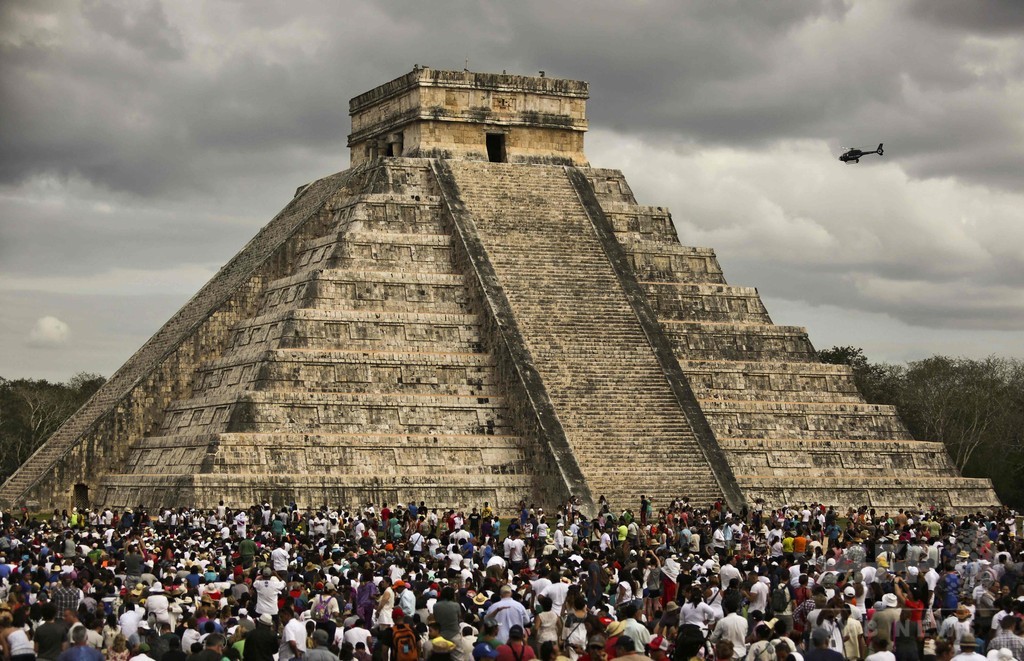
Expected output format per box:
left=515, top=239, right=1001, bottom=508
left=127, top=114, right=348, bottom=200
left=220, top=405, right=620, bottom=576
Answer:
left=700, top=399, right=914, bottom=441
left=579, top=169, right=639, bottom=206
left=95, top=471, right=545, bottom=513
left=735, top=475, right=1000, bottom=511
left=227, top=308, right=483, bottom=352
left=642, top=282, right=773, bottom=324
left=192, top=349, right=503, bottom=397
left=332, top=236, right=457, bottom=274
left=157, top=389, right=513, bottom=437
left=260, top=269, right=471, bottom=315
left=120, top=432, right=537, bottom=476
left=625, top=241, right=727, bottom=284
left=699, top=399, right=901, bottom=414
left=681, top=359, right=863, bottom=403
left=720, top=437, right=959, bottom=474
left=662, top=320, right=817, bottom=362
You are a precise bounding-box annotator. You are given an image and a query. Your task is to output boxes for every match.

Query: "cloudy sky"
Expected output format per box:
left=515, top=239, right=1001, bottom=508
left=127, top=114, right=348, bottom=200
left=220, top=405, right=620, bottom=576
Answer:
left=2, top=0, right=1023, bottom=382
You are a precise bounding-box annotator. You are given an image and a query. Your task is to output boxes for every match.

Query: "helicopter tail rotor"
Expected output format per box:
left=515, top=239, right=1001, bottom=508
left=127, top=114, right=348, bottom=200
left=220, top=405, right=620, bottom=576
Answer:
left=877, top=143, right=884, bottom=155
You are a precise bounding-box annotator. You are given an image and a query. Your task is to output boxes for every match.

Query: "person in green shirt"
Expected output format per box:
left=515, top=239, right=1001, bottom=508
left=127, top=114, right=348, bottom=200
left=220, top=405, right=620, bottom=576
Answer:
left=240, top=536, right=258, bottom=567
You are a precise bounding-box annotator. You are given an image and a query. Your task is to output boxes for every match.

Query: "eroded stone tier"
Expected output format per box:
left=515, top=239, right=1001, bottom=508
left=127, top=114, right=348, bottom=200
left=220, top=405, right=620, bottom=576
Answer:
left=582, top=168, right=1000, bottom=511
left=3, top=161, right=579, bottom=512
left=108, top=162, right=572, bottom=510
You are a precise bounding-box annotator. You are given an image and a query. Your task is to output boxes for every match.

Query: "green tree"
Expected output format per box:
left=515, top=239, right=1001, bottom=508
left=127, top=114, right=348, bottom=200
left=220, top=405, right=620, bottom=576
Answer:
left=0, top=372, right=106, bottom=483
left=819, top=347, right=1024, bottom=506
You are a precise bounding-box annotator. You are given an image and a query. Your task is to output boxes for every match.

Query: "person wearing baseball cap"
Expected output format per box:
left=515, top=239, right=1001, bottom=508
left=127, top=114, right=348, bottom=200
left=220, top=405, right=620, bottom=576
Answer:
left=646, top=636, right=671, bottom=661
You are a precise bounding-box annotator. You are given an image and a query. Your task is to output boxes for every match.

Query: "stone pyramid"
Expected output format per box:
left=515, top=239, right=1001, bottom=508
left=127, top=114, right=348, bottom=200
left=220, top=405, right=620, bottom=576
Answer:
left=1, top=68, right=999, bottom=513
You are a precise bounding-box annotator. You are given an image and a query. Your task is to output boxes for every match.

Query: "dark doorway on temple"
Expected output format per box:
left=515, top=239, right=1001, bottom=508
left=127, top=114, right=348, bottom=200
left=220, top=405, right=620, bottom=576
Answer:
left=486, top=133, right=506, bottom=162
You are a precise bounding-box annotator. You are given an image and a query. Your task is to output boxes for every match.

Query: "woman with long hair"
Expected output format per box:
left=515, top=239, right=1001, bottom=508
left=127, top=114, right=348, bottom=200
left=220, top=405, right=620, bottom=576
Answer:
left=106, top=634, right=130, bottom=661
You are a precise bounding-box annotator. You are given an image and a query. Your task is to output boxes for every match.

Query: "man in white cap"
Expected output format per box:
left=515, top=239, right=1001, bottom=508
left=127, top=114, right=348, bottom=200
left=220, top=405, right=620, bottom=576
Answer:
left=243, top=614, right=278, bottom=661
left=842, top=585, right=864, bottom=623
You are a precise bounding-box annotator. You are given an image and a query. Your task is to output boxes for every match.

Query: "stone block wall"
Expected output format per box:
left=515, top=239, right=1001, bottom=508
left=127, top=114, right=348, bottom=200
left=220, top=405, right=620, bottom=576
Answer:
left=0, top=169, right=361, bottom=510
left=94, top=160, right=568, bottom=512
left=349, top=68, right=588, bottom=166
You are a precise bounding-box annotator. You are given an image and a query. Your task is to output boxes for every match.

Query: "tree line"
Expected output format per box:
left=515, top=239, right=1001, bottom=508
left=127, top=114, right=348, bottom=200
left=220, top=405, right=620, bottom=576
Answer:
left=818, top=347, right=1024, bottom=507
left=0, top=354, right=1021, bottom=506
left=0, top=373, right=105, bottom=484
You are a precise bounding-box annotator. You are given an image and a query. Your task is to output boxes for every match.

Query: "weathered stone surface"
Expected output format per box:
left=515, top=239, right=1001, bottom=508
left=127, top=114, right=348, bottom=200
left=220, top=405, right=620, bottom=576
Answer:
left=349, top=68, right=588, bottom=166
left=0, top=68, right=999, bottom=513
left=584, top=167, right=999, bottom=510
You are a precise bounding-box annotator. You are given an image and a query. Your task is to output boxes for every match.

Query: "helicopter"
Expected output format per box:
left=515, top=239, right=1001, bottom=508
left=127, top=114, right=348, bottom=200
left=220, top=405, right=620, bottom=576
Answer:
left=839, top=143, right=883, bottom=163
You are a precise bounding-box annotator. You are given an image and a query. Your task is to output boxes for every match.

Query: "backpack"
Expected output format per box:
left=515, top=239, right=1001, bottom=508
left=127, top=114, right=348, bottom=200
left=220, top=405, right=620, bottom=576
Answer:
left=311, top=595, right=333, bottom=622
left=770, top=585, right=789, bottom=615
left=392, top=623, right=419, bottom=661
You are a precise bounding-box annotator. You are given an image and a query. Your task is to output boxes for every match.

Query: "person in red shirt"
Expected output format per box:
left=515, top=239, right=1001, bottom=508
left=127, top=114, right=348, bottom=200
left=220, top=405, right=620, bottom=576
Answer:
left=496, top=625, right=535, bottom=661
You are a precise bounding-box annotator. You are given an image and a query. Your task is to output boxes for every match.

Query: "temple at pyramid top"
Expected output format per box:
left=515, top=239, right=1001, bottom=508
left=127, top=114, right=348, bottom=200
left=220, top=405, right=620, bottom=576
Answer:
left=348, top=67, right=589, bottom=166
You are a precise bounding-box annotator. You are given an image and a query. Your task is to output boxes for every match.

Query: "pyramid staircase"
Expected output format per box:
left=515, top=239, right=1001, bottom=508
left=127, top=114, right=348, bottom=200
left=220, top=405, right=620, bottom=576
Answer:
left=438, top=161, right=736, bottom=509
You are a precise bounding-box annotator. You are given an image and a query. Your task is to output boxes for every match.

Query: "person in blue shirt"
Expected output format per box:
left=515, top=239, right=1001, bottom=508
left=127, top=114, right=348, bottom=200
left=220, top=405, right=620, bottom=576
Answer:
left=57, top=624, right=104, bottom=661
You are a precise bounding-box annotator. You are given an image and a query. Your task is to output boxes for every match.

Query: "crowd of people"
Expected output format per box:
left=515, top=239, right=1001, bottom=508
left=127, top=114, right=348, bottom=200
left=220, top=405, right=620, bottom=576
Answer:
left=0, top=496, right=1021, bottom=661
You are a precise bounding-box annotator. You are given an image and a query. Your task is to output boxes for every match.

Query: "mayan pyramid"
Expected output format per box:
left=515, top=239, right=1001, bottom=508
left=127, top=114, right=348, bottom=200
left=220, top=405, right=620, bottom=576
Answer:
left=1, top=68, right=999, bottom=514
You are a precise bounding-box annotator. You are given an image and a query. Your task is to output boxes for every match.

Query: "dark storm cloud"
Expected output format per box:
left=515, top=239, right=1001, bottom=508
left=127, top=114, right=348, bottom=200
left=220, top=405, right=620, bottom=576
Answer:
left=2, top=0, right=1021, bottom=199
left=0, top=0, right=1022, bottom=379
left=906, top=0, right=1024, bottom=34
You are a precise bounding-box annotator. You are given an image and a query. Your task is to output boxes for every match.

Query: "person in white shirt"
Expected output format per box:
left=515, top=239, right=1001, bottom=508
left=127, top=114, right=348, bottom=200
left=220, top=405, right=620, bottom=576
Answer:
left=279, top=607, right=306, bottom=661
left=719, top=561, right=741, bottom=590
left=144, top=583, right=171, bottom=626
left=118, top=603, right=144, bottom=640
left=950, top=634, right=986, bottom=661
left=253, top=568, right=285, bottom=616
left=340, top=619, right=372, bottom=650
left=271, top=544, right=290, bottom=572
left=708, top=603, right=747, bottom=659
left=748, top=575, right=769, bottom=614
left=540, top=576, right=570, bottom=616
